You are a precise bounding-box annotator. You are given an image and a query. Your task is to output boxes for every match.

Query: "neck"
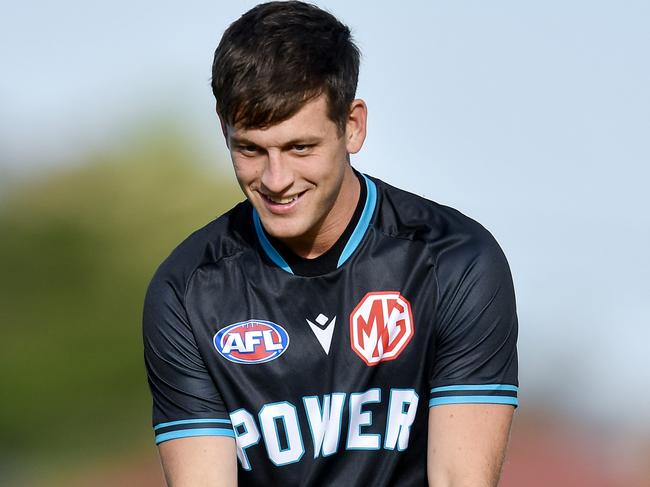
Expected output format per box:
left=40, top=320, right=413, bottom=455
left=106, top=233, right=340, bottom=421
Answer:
left=281, top=166, right=361, bottom=259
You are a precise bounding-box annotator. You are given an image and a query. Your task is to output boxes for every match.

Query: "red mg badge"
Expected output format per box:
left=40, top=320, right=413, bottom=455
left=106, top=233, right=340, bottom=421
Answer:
left=349, top=291, right=414, bottom=366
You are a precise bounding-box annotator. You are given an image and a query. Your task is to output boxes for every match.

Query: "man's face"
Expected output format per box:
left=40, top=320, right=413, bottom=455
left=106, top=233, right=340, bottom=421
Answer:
left=223, top=95, right=366, bottom=251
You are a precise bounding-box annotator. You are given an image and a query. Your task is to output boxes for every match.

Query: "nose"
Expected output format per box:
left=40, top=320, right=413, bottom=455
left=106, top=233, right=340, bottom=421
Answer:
left=260, top=149, right=294, bottom=194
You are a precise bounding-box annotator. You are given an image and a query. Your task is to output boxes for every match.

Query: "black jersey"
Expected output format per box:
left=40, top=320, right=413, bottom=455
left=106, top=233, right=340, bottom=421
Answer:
left=143, top=173, right=518, bottom=486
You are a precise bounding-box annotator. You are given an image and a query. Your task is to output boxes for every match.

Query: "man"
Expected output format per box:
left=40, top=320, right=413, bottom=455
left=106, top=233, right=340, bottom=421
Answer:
left=143, top=2, right=518, bottom=486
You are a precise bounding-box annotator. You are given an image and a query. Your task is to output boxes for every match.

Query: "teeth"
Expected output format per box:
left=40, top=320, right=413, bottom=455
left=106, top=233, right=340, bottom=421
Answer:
left=267, top=195, right=297, bottom=204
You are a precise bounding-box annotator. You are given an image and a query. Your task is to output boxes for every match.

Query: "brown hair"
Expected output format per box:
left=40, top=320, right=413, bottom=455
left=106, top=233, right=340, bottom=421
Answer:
left=211, top=1, right=360, bottom=133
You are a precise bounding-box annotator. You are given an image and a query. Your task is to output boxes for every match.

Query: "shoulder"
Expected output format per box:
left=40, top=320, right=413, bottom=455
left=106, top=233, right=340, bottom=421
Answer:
left=368, top=175, right=509, bottom=273
left=145, top=199, right=254, bottom=302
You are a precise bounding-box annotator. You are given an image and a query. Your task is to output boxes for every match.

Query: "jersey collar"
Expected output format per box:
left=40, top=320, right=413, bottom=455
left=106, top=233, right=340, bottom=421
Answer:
left=252, top=173, right=377, bottom=275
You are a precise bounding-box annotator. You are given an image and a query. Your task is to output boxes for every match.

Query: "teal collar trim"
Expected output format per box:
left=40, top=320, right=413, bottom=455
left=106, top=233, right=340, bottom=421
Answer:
left=252, top=210, right=294, bottom=274
left=337, top=174, right=377, bottom=267
left=252, top=174, right=377, bottom=274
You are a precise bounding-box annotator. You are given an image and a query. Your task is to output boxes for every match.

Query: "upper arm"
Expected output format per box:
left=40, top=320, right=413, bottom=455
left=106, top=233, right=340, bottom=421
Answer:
left=159, top=436, right=237, bottom=487
left=143, top=264, right=237, bottom=485
left=427, top=404, right=514, bottom=487
left=427, top=226, right=519, bottom=485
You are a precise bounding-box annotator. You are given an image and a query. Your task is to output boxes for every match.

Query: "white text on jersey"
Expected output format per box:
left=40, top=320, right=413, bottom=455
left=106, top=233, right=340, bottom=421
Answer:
left=229, top=388, right=419, bottom=470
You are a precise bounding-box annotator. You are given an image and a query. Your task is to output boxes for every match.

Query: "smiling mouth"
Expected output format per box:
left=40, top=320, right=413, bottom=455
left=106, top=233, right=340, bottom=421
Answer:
left=260, top=191, right=306, bottom=206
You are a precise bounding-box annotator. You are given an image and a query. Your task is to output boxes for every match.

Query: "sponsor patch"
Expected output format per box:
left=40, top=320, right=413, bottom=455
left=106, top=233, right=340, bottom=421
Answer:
left=350, top=291, right=414, bottom=366
left=214, top=320, right=289, bottom=364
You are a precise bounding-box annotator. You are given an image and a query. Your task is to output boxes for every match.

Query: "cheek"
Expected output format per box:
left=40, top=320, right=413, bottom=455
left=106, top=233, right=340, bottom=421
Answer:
left=232, top=158, right=261, bottom=186
left=311, top=158, right=347, bottom=202
left=311, top=147, right=348, bottom=181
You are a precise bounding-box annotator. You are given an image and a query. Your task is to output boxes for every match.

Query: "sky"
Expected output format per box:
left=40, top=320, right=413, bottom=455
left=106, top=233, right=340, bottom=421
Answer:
left=2, top=1, right=649, bottom=434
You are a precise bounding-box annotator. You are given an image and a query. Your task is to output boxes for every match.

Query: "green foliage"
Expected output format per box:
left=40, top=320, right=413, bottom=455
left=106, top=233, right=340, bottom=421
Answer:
left=0, top=132, right=241, bottom=470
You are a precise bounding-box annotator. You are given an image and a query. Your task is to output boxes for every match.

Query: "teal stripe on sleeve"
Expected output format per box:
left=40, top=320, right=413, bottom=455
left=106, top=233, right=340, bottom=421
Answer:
left=155, top=428, right=236, bottom=444
left=154, top=418, right=232, bottom=431
left=428, top=396, right=519, bottom=407
left=430, top=384, right=518, bottom=394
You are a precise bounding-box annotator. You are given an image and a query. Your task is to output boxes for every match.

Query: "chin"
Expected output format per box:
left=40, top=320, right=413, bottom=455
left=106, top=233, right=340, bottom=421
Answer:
left=259, top=216, right=309, bottom=241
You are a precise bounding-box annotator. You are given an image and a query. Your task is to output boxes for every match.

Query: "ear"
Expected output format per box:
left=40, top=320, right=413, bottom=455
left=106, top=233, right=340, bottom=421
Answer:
left=217, top=107, right=230, bottom=149
left=345, top=99, right=368, bottom=154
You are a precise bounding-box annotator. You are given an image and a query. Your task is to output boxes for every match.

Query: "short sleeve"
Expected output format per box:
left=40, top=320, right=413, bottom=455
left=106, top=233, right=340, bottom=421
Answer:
left=143, top=264, right=234, bottom=444
left=429, top=229, right=519, bottom=408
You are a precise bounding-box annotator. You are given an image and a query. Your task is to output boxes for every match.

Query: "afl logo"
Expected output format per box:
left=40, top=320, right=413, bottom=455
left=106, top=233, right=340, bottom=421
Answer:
left=350, top=291, right=414, bottom=366
left=214, top=320, right=290, bottom=364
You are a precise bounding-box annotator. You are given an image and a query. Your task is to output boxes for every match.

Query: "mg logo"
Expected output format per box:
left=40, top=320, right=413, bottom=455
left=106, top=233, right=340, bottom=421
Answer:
left=349, top=291, right=414, bottom=366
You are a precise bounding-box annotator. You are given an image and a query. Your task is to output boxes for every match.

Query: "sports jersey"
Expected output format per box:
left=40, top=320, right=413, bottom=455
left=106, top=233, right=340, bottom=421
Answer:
left=143, top=171, right=518, bottom=486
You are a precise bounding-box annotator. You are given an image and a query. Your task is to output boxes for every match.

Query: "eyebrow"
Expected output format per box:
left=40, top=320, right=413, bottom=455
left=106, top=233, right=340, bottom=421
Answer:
left=230, top=136, right=322, bottom=149
left=281, top=137, right=322, bottom=148
left=229, top=136, right=257, bottom=146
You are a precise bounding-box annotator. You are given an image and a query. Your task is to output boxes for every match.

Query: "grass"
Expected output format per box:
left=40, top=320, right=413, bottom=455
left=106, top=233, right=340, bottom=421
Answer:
left=0, top=129, right=241, bottom=483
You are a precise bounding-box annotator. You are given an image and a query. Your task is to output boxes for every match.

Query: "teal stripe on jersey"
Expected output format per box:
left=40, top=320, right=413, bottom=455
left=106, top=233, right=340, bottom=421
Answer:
left=154, top=418, right=232, bottom=431
left=429, top=396, right=519, bottom=407
left=253, top=210, right=294, bottom=274
left=155, top=427, right=236, bottom=444
left=338, top=174, right=377, bottom=268
left=430, top=384, right=518, bottom=394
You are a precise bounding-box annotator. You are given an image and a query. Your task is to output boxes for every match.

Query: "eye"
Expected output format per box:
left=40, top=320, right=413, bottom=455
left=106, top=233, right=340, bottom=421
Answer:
left=238, top=144, right=259, bottom=155
left=292, top=144, right=312, bottom=153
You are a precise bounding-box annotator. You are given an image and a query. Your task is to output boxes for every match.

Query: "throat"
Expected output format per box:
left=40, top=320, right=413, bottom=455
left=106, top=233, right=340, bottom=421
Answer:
left=266, top=170, right=367, bottom=276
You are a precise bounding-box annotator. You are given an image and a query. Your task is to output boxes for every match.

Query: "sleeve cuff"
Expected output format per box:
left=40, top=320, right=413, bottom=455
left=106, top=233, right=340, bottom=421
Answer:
left=429, top=384, right=518, bottom=408
left=154, top=418, right=235, bottom=444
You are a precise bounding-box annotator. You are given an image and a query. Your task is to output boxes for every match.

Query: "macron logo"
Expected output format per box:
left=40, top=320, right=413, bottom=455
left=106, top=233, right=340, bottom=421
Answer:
left=306, top=314, right=336, bottom=355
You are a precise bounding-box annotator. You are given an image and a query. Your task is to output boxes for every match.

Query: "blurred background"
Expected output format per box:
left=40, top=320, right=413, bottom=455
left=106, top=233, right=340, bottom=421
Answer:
left=1, top=1, right=648, bottom=485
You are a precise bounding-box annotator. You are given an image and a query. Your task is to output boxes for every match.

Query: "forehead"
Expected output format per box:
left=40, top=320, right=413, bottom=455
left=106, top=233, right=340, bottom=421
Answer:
left=227, top=95, right=338, bottom=145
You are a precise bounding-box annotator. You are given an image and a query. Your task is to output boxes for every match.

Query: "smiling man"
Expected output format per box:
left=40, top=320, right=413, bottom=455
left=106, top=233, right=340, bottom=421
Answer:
left=225, top=93, right=366, bottom=259
left=143, top=2, right=519, bottom=486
